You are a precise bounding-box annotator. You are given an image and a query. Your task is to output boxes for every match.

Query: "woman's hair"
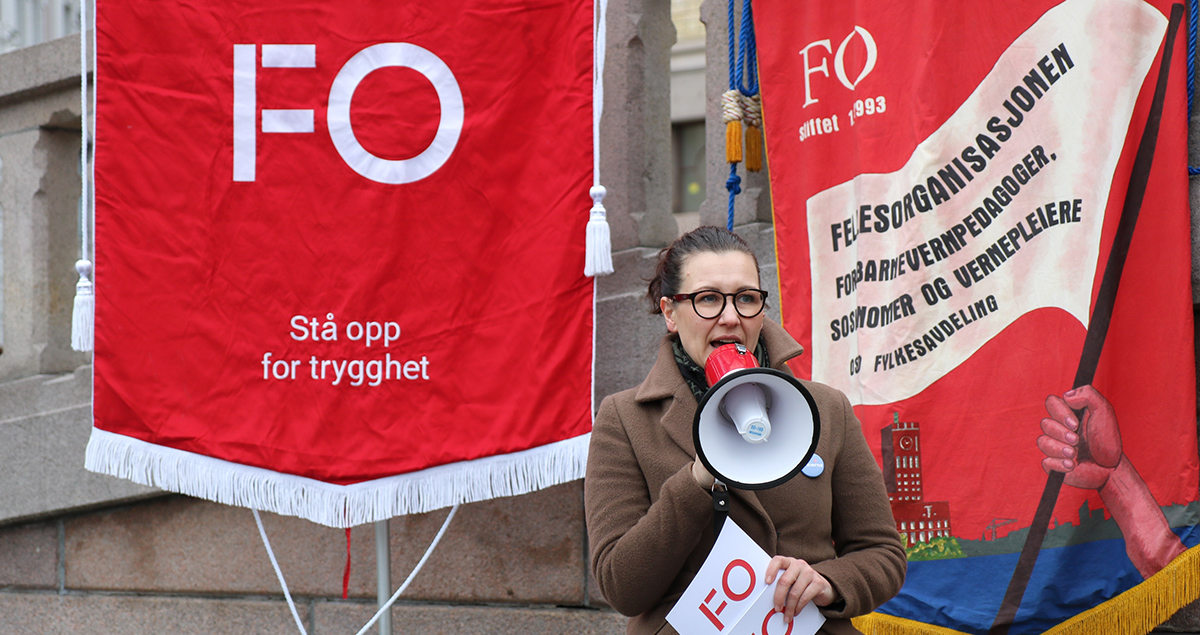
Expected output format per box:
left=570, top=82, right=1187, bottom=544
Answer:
left=647, top=226, right=759, bottom=314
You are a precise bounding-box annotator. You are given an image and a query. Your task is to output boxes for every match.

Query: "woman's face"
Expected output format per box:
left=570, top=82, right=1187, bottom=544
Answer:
left=660, top=250, right=764, bottom=368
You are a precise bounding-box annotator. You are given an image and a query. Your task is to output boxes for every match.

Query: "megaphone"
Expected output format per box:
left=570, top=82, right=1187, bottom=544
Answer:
left=693, top=343, right=821, bottom=490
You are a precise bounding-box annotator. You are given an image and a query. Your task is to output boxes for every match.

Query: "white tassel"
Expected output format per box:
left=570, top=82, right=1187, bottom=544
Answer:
left=584, top=185, right=613, bottom=277
left=72, top=259, right=94, bottom=352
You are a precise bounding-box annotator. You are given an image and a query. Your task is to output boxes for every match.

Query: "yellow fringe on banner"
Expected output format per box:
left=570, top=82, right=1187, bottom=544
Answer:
left=744, top=125, right=762, bottom=172
left=1044, top=544, right=1200, bottom=635
left=726, top=120, right=743, bottom=164
left=850, top=545, right=1200, bottom=635
left=851, top=613, right=969, bottom=635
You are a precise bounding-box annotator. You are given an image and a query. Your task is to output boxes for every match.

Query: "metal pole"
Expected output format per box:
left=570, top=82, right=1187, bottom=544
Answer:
left=375, top=519, right=392, bottom=635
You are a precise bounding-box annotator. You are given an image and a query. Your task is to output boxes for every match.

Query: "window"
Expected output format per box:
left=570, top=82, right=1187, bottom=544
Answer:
left=672, top=121, right=706, bottom=214
left=0, top=0, right=90, bottom=54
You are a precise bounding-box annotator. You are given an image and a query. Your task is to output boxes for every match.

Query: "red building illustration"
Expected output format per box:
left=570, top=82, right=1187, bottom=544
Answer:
left=881, top=413, right=952, bottom=545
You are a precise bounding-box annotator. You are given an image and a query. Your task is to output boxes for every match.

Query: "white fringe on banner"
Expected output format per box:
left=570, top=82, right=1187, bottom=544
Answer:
left=84, top=427, right=589, bottom=528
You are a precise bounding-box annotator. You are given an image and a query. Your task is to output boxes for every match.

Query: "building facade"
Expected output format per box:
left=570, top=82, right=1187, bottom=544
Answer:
left=881, top=413, right=953, bottom=546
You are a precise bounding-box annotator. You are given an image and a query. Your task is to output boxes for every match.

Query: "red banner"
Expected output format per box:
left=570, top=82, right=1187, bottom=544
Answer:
left=755, top=0, right=1199, bottom=632
left=86, top=0, right=595, bottom=527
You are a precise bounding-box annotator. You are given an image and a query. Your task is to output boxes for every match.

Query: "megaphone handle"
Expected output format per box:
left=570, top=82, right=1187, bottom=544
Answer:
left=710, top=482, right=730, bottom=538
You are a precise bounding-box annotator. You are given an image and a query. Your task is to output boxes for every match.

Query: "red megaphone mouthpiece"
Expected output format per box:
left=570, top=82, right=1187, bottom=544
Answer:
left=704, top=344, right=770, bottom=443
left=704, top=342, right=759, bottom=385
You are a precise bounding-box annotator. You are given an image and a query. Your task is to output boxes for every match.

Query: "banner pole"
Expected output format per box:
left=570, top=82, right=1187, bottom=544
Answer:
left=375, top=519, right=392, bottom=635
left=71, top=0, right=95, bottom=352
left=988, top=6, right=1184, bottom=633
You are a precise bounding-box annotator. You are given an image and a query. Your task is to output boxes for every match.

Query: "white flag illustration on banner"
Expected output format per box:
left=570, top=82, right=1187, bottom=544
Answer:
left=807, top=0, right=1165, bottom=405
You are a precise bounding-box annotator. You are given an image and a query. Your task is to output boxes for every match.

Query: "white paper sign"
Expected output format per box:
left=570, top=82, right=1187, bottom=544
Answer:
left=727, top=587, right=826, bottom=635
left=667, top=517, right=826, bottom=635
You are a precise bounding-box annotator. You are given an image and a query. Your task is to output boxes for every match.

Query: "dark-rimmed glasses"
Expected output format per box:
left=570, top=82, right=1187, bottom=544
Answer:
left=670, top=289, right=768, bottom=319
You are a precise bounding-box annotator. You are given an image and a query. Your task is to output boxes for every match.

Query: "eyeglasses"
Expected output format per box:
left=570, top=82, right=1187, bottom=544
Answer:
left=670, top=289, right=769, bottom=319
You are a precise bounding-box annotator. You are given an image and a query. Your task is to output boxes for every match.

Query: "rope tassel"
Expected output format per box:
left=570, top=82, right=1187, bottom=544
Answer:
left=584, top=185, right=613, bottom=277
left=585, top=0, right=613, bottom=277
left=72, top=1, right=95, bottom=353
left=72, top=259, right=94, bottom=352
left=744, top=126, right=762, bottom=172
left=723, top=0, right=760, bottom=228
left=723, top=90, right=744, bottom=164
left=743, top=94, right=763, bottom=172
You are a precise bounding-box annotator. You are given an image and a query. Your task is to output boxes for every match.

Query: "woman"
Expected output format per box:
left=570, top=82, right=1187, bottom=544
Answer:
left=585, top=226, right=905, bottom=635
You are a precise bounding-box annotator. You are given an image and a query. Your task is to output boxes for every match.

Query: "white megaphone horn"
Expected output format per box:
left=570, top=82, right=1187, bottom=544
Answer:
left=693, top=343, right=821, bottom=490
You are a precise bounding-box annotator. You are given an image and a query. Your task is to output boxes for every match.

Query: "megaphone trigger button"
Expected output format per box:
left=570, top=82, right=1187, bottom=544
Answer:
left=801, top=453, right=825, bottom=478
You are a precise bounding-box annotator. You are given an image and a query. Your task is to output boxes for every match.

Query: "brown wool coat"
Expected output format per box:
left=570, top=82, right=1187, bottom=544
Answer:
left=585, top=320, right=906, bottom=635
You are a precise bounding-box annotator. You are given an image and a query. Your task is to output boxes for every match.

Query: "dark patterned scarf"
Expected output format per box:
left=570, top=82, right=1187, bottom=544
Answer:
left=672, top=337, right=771, bottom=402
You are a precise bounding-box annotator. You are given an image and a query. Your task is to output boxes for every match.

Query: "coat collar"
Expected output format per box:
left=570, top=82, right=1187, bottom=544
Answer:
left=634, top=318, right=804, bottom=405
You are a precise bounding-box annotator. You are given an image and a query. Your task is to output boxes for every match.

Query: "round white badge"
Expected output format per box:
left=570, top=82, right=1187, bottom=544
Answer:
left=802, top=453, right=824, bottom=478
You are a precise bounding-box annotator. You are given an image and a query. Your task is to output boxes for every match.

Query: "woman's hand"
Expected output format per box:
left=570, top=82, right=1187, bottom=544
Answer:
left=692, top=458, right=716, bottom=489
left=765, top=555, right=838, bottom=623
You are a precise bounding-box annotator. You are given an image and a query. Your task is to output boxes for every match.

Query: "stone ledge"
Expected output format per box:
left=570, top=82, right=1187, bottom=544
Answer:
left=0, top=385, right=161, bottom=527
left=0, top=34, right=90, bottom=108
left=0, top=591, right=304, bottom=635
left=0, top=365, right=90, bottom=421
left=314, top=599, right=627, bottom=635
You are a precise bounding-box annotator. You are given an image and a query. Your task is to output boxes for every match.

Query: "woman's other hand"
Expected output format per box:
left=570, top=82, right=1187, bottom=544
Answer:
left=765, top=555, right=838, bottom=623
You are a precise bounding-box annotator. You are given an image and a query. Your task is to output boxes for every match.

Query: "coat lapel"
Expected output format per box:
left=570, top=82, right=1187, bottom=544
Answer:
left=635, top=337, right=698, bottom=457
